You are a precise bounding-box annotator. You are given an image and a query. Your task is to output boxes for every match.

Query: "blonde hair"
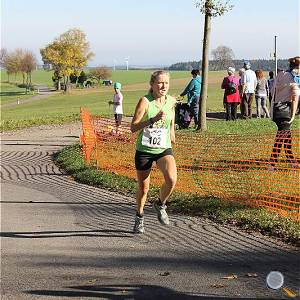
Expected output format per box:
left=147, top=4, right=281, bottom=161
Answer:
left=255, top=69, right=264, bottom=80
left=149, top=70, right=170, bottom=94
left=238, top=68, right=245, bottom=76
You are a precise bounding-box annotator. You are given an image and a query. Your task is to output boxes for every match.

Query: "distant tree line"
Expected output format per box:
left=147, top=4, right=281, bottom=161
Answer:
left=169, top=59, right=289, bottom=72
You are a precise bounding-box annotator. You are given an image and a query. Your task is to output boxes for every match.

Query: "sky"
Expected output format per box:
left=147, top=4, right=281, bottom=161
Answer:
left=1, top=0, right=299, bottom=67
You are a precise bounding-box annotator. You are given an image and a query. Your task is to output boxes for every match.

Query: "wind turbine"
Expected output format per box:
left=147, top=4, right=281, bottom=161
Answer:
left=125, top=57, right=130, bottom=71
left=113, top=59, right=117, bottom=71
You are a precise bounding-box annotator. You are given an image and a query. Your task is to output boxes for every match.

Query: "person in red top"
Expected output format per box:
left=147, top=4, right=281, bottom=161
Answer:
left=221, top=67, right=240, bottom=121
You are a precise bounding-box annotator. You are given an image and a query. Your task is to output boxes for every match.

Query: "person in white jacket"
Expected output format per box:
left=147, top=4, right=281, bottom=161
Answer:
left=241, top=61, right=257, bottom=119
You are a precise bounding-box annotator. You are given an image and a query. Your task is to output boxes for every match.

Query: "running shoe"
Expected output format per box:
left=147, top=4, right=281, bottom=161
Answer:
left=133, top=215, right=145, bottom=234
left=153, top=201, right=170, bottom=225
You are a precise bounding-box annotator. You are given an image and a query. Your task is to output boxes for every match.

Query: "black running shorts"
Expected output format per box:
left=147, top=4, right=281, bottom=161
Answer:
left=135, top=148, right=173, bottom=171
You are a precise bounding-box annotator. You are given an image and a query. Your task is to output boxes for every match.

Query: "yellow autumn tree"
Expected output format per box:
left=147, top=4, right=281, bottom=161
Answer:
left=40, top=28, right=94, bottom=91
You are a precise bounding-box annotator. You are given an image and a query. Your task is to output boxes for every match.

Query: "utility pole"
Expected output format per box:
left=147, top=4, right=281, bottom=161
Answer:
left=274, top=35, right=278, bottom=76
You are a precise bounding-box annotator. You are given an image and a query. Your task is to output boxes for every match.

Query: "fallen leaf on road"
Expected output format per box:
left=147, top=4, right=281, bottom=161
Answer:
left=87, top=279, right=97, bottom=284
left=221, top=274, right=238, bottom=279
left=159, top=271, right=170, bottom=276
left=246, top=273, right=258, bottom=277
left=282, top=287, right=298, bottom=298
left=211, top=283, right=225, bottom=288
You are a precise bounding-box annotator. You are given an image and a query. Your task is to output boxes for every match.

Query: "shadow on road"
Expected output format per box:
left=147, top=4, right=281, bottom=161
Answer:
left=27, top=284, right=256, bottom=299
left=0, top=229, right=133, bottom=239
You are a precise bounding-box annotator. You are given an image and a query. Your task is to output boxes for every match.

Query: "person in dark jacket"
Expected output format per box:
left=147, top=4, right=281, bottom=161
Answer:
left=267, top=71, right=275, bottom=106
left=180, top=69, right=202, bottom=128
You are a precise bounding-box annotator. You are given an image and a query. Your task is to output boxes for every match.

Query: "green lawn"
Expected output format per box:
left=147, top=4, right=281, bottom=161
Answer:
left=0, top=82, right=34, bottom=105
left=112, top=70, right=193, bottom=84
left=1, top=69, right=54, bottom=87
left=0, top=69, right=198, bottom=87
left=2, top=69, right=288, bottom=132
left=0, top=85, right=223, bottom=128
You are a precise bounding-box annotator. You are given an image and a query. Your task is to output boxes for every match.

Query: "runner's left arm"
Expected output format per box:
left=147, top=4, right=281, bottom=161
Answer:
left=170, top=98, right=176, bottom=144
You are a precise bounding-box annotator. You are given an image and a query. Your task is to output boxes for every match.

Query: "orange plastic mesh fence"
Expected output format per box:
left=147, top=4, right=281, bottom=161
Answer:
left=80, top=108, right=300, bottom=221
left=80, top=107, right=98, bottom=164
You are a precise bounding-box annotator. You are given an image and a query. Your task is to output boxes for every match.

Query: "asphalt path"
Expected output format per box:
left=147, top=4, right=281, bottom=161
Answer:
left=0, top=123, right=299, bottom=300
left=1, top=85, right=58, bottom=109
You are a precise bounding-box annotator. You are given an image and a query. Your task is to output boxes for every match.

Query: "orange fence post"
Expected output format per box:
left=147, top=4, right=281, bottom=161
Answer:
left=80, top=107, right=97, bottom=165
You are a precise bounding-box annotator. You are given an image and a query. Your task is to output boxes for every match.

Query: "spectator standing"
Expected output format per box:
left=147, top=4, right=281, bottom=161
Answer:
left=238, top=68, right=245, bottom=117
left=267, top=71, right=275, bottom=106
left=268, top=56, right=300, bottom=169
left=221, top=67, right=240, bottom=121
left=180, top=69, right=202, bottom=129
left=241, top=61, right=257, bottom=119
left=255, top=70, right=270, bottom=118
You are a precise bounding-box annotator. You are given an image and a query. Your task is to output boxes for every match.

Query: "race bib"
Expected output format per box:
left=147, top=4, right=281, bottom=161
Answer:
left=141, top=128, right=167, bottom=148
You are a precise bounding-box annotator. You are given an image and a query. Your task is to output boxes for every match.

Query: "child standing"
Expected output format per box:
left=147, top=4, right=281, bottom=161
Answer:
left=112, top=82, right=123, bottom=134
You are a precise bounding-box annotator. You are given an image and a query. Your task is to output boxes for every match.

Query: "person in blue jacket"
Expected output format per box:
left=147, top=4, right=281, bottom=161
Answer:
left=180, top=69, right=202, bottom=128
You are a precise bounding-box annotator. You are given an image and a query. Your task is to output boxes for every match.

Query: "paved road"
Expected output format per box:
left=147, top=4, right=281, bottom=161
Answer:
left=1, top=85, right=58, bottom=109
left=1, top=124, right=299, bottom=300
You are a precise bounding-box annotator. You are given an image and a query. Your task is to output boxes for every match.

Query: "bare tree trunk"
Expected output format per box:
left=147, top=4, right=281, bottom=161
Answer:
left=57, top=79, right=61, bottom=90
left=64, top=76, right=70, bottom=93
left=22, top=73, right=25, bottom=84
left=198, top=5, right=211, bottom=131
left=25, top=73, right=29, bottom=94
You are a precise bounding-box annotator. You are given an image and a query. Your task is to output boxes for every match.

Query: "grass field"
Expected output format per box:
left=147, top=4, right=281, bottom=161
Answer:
left=1, top=69, right=54, bottom=87
left=0, top=69, right=226, bottom=130
left=2, top=69, right=297, bottom=133
left=1, top=69, right=213, bottom=86
left=0, top=82, right=34, bottom=105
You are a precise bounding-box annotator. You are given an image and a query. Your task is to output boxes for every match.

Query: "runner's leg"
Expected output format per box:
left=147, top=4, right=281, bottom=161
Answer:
left=136, top=169, right=151, bottom=214
left=156, top=155, right=177, bottom=203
